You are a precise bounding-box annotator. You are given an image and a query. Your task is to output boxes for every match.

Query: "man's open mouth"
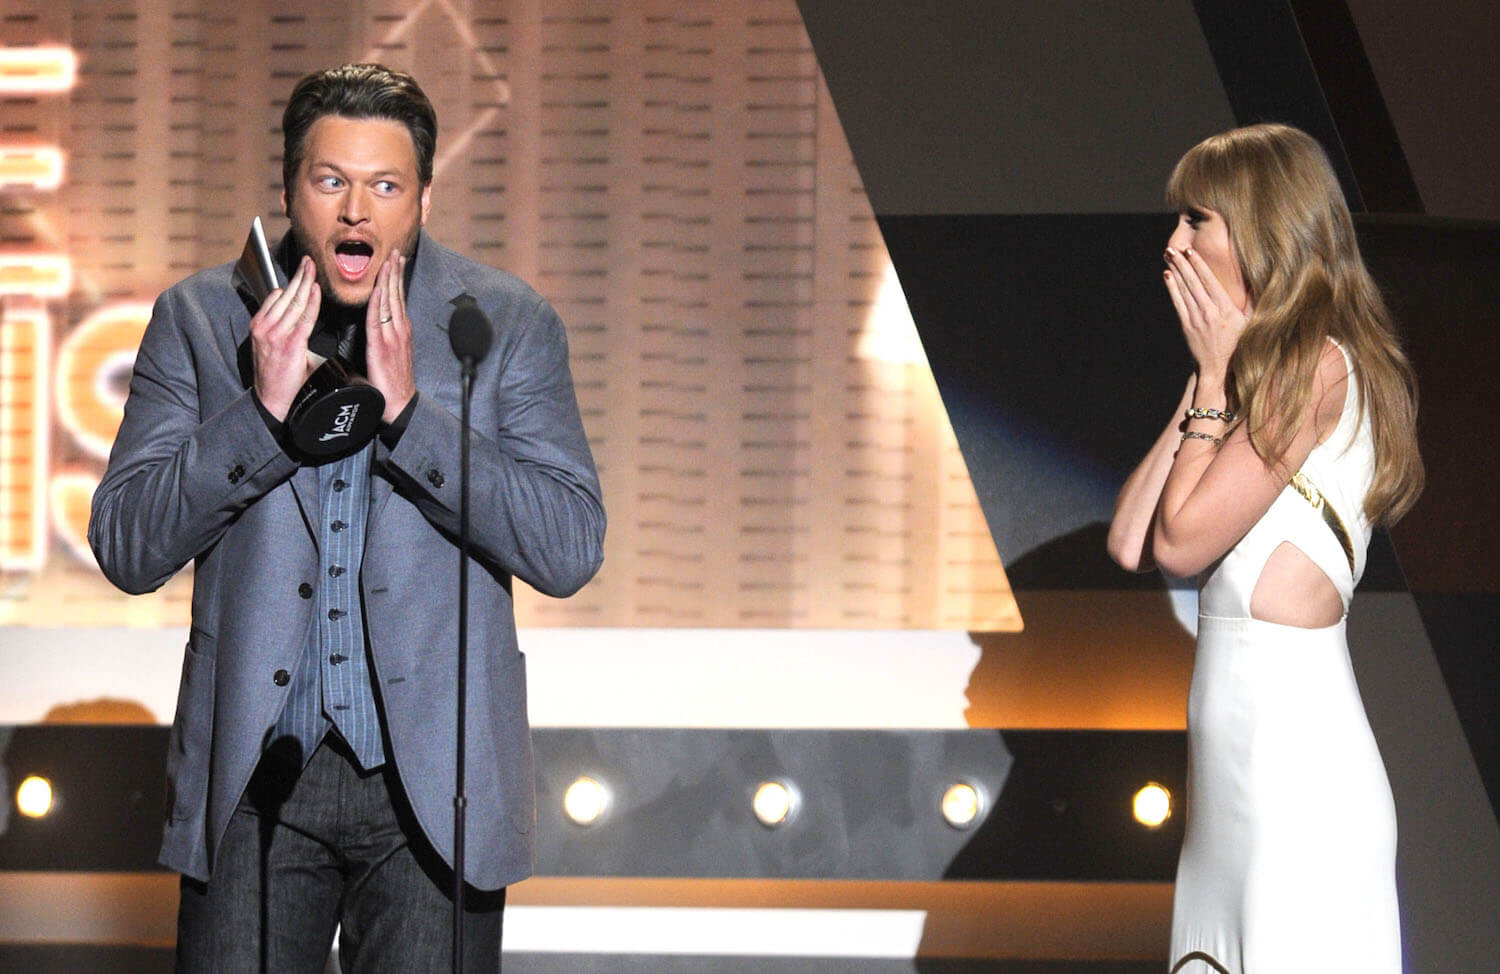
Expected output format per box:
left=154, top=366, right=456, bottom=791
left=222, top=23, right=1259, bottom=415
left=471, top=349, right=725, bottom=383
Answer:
left=333, top=240, right=375, bottom=279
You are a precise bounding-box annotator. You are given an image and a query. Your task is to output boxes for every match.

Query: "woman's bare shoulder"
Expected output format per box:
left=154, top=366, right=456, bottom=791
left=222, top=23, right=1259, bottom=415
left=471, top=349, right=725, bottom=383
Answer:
left=1312, top=338, right=1352, bottom=439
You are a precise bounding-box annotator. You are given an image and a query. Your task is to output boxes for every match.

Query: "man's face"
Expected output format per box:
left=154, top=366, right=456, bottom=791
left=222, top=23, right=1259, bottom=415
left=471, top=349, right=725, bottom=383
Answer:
left=283, top=114, right=432, bottom=309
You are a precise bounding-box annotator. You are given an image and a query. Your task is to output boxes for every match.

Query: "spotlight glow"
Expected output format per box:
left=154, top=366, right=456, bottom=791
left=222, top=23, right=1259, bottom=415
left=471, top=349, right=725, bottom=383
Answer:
left=856, top=260, right=925, bottom=364
left=751, top=779, right=799, bottom=828
left=0, top=254, right=72, bottom=297
left=0, top=47, right=78, bottom=93
left=0, top=305, right=50, bottom=571
left=563, top=775, right=608, bottom=826
left=1133, top=782, right=1172, bottom=828
left=940, top=781, right=983, bottom=829
left=16, top=775, right=53, bottom=818
left=53, top=302, right=152, bottom=458
left=0, top=147, right=65, bottom=190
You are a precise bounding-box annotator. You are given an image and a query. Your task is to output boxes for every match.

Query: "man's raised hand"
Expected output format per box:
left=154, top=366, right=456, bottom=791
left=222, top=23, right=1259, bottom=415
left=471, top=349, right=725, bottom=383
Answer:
left=250, top=255, right=320, bottom=421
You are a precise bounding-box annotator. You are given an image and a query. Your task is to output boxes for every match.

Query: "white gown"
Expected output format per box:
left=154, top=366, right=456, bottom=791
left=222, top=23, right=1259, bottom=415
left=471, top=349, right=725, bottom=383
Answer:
left=1169, top=345, right=1402, bottom=973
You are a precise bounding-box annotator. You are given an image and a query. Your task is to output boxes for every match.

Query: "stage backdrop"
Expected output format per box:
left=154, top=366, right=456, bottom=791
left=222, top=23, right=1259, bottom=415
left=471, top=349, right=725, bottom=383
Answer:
left=0, top=0, right=1018, bottom=633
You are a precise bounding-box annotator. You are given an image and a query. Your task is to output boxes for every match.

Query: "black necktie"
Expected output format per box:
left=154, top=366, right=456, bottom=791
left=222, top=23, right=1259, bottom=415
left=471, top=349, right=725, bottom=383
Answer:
left=334, top=316, right=365, bottom=374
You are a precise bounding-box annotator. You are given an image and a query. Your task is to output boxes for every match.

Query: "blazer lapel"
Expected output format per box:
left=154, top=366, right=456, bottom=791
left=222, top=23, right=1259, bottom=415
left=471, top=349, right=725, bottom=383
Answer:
left=290, top=465, right=320, bottom=538
left=236, top=311, right=320, bottom=540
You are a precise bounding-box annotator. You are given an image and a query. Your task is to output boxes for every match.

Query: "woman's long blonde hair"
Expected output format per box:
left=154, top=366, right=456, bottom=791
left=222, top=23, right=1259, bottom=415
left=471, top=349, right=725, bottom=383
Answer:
left=1166, top=123, right=1423, bottom=525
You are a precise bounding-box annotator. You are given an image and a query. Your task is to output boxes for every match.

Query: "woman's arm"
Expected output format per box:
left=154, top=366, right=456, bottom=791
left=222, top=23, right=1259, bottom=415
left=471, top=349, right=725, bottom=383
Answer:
left=1152, top=345, right=1346, bottom=576
left=1107, top=375, right=1196, bottom=572
left=1149, top=247, right=1347, bottom=577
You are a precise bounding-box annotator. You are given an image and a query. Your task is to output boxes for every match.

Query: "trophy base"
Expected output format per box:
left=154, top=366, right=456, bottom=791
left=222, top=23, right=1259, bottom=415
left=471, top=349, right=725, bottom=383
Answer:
left=287, top=358, right=385, bottom=461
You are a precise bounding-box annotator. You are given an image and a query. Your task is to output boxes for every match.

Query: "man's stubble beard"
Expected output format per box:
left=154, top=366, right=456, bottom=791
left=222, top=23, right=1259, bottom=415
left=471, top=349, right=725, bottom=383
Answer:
left=288, top=216, right=422, bottom=315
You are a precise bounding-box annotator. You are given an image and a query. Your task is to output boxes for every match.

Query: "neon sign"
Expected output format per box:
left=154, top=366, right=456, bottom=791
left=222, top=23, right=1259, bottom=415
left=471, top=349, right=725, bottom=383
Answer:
left=0, top=44, right=134, bottom=580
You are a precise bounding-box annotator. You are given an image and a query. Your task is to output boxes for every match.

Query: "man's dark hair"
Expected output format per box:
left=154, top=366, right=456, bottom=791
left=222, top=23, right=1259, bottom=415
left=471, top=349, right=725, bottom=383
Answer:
left=282, top=63, right=437, bottom=198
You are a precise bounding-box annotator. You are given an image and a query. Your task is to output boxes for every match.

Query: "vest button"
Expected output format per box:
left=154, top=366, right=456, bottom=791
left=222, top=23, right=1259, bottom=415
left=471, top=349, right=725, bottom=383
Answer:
left=273, top=669, right=290, bottom=687
left=298, top=583, right=313, bottom=599
left=426, top=469, right=445, bottom=488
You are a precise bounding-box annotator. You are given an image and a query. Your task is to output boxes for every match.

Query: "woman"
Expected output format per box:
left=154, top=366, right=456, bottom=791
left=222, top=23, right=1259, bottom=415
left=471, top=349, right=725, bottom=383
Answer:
left=1108, top=123, right=1423, bottom=972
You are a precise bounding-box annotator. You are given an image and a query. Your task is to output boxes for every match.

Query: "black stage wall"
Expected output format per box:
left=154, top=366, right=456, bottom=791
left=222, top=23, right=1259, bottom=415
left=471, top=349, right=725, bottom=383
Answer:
left=798, top=0, right=1500, bottom=970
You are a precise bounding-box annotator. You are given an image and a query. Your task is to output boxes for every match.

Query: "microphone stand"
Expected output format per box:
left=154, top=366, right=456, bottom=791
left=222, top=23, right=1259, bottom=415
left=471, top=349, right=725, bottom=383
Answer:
left=453, top=352, right=474, bottom=974
left=447, top=303, right=492, bottom=974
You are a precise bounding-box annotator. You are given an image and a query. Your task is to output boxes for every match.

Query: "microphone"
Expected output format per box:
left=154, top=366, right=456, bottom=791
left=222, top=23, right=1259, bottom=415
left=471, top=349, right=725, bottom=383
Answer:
left=448, top=304, right=493, bottom=366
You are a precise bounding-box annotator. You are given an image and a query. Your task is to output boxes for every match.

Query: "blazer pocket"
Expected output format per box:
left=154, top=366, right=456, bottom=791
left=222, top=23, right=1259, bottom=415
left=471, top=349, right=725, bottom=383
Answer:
left=484, top=651, right=534, bottom=836
left=164, top=633, right=216, bottom=824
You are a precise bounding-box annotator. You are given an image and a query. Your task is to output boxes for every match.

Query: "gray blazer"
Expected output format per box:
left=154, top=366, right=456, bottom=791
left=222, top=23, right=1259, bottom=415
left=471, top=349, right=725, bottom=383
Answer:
left=89, top=231, right=605, bottom=890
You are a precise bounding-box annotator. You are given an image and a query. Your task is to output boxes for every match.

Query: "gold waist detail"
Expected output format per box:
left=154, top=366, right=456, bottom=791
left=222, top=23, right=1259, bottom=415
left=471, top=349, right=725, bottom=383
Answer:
left=1289, top=470, right=1355, bottom=573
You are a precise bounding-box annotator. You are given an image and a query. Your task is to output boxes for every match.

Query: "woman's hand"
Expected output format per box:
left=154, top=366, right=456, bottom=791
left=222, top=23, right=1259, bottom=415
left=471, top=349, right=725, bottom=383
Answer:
left=1163, top=246, right=1250, bottom=385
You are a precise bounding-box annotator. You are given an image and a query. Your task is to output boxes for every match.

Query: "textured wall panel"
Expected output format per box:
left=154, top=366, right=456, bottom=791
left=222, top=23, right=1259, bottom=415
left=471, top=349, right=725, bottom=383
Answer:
left=0, top=0, right=1015, bottom=631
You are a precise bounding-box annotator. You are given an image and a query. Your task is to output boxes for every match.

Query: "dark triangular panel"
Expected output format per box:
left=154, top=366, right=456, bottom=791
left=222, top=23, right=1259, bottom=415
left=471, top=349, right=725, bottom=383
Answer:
left=1193, top=0, right=1423, bottom=213
left=798, top=2, right=1500, bottom=969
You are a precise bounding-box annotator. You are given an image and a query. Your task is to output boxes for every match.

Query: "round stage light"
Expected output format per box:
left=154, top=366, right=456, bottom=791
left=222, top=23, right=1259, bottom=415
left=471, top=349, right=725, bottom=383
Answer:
left=563, top=775, right=609, bottom=826
left=940, top=781, right=984, bottom=829
left=1133, top=782, right=1172, bottom=828
left=751, top=779, right=799, bottom=828
left=16, top=775, right=53, bottom=818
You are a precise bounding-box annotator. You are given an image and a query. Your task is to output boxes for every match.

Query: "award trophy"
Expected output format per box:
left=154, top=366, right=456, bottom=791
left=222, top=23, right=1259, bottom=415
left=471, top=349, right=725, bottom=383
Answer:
left=231, top=217, right=384, bottom=460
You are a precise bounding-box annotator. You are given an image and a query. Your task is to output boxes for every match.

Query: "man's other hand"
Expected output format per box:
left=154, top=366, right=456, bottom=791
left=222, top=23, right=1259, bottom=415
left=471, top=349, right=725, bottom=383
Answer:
left=251, top=255, right=320, bottom=422
left=366, top=254, right=416, bottom=424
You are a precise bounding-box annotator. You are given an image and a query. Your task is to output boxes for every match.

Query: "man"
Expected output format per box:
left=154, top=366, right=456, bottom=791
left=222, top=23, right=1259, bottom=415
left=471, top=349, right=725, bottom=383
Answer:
left=89, top=63, right=604, bottom=971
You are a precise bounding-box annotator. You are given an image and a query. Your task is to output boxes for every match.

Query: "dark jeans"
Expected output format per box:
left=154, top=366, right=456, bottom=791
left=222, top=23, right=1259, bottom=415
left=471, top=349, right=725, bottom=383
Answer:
left=176, top=734, right=504, bottom=973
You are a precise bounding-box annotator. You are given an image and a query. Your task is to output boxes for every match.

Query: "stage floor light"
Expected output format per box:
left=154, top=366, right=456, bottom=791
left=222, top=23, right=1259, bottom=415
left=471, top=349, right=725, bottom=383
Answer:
left=16, top=775, right=53, bottom=818
left=940, top=781, right=984, bottom=829
left=563, top=775, right=609, bottom=826
left=752, top=779, right=799, bottom=828
left=1133, top=782, right=1172, bottom=828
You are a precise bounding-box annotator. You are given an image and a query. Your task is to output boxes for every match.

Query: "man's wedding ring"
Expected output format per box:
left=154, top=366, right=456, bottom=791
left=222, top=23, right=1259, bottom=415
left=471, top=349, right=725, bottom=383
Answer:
left=379, top=315, right=392, bottom=324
